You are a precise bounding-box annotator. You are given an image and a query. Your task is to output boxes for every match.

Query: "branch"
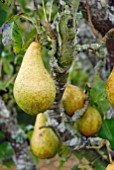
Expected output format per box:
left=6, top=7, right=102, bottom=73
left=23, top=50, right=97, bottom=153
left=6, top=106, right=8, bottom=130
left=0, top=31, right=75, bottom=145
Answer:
left=80, top=0, right=114, bottom=36
left=0, top=99, right=37, bottom=170
left=86, top=0, right=99, bottom=38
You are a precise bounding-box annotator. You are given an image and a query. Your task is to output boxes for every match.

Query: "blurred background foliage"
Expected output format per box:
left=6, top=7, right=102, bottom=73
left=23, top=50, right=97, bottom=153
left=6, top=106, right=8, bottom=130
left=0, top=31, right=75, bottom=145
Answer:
left=0, top=0, right=114, bottom=169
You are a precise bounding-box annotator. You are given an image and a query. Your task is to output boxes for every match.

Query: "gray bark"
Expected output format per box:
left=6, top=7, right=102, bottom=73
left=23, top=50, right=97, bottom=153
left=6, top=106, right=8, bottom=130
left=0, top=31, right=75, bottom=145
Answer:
left=0, top=99, right=37, bottom=170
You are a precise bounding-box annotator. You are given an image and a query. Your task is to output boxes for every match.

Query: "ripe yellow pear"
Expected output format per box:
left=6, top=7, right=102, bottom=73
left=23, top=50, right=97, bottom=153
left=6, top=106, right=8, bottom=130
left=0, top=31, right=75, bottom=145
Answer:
left=62, top=84, right=86, bottom=116
left=31, top=113, right=60, bottom=159
left=106, top=162, right=114, bottom=170
left=76, top=105, right=102, bottom=137
left=13, top=41, right=56, bottom=115
left=106, top=68, right=114, bottom=107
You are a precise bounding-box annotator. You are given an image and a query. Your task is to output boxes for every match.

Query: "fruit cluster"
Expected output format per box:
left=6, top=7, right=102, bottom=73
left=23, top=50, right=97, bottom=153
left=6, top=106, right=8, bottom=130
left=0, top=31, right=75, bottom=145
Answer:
left=13, top=40, right=110, bottom=160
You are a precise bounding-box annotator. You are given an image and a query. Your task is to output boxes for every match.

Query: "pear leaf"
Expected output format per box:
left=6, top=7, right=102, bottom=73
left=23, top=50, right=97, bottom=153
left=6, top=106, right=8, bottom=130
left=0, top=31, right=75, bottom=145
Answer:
left=70, top=165, right=79, bottom=170
left=98, top=118, right=114, bottom=149
left=2, top=21, right=22, bottom=54
left=0, top=0, right=12, bottom=6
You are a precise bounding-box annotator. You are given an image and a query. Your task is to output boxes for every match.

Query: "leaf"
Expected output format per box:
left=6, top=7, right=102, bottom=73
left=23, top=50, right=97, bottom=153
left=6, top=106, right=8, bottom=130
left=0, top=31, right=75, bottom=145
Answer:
left=0, top=0, right=11, bottom=6
left=70, top=165, right=79, bottom=170
left=0, top=141, right=14, bottom=167
left=0, top=82, right=6, bottom=91
left=90, top=80, right=110, bottom=115
left=58, top=144, right=70, bottom=169
left=0, top=131, right=5, bottom=138
left=98, top=118, right=114, bottom=149
left=3, top=59, right=14, bottom=75
left=0, top=7, right=7, bottom=26
left=75, top=0, right=80, bottom=11
left=2, top=21, right=22, bottom=54
left=43, top=0, right=49, bottom=5
left=95, top=165, right=106, bottom=170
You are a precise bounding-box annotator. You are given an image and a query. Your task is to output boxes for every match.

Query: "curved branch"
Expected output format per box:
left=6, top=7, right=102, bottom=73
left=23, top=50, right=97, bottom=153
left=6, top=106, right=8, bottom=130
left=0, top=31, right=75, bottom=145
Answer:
left=0, top=99, right=37, bottom=170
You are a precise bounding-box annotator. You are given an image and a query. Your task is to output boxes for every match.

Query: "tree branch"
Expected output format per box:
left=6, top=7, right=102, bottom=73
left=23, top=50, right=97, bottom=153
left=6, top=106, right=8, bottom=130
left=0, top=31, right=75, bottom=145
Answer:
left=80, top=0, right=114, bottom=36
left=0, top=99, right=37, bottom=170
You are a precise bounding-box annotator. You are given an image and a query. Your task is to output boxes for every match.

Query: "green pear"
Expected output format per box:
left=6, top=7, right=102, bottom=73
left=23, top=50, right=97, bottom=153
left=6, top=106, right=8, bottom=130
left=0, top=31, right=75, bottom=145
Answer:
left=13, top=41, right=56, bottom=115
left=62, top=84, right=86, bottom=116
left=76, top=105, right=102, bottom=137
left=106, top=68, right=114, bottom=107
left=31, top=113, right=60, bottom=159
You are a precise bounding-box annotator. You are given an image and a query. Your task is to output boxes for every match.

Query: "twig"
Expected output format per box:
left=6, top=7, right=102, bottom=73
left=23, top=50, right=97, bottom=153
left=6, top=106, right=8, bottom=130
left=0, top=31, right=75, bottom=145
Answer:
left=73, top=0, right=77, bottom=34
left=86, top=139, right=112, bottom=163
left=33, top=0, right=38, bottom=16
left=49, top=0, right=54, bottom=22
left=39, top=125, right=53, bottom=129
left=86, top=0, right=99, bottom=38
left=40, top=20, right=56, bottom=39
left=33, top=0, right=40, bottom=35
left=2, top=156, right=12, bottom=163
left=102, top=28, right=114, bottom=43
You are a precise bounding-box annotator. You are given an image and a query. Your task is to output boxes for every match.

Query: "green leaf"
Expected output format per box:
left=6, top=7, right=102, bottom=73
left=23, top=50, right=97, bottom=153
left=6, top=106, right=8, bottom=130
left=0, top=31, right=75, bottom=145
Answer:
left=70, top=165, right=79, bottom=170
left=58, top=144, right=70, bottom=169
left=3, top=59, right=13, bottom=75
left=72, top=150, right=83, bottom=160
left=0, top=131, right=5, bottom=138
left=75, top=0, right=80, bottom=11
left=95, top=165, right=106, bottom=170
left=0, top=82, right=6, bottom=91
left=98, top=118, right=114, bottom=149
left=90, top=80, right=110, bottom=115
left=43, top=0, right=49, bottom=5
left=0, top=7, right=7, bottom=26
left=0, top=141, right=14, bottom=167
left=2, top=21, right=22, bottom=54
left=26, top=130, right=33, bottom=141
left=0, top=0, right=11, bottom=6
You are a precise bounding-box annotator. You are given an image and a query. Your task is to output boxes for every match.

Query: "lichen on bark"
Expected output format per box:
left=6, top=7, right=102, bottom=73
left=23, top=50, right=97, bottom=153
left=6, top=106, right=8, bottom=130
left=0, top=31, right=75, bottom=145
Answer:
left=0, top=98, right=37, bottom=170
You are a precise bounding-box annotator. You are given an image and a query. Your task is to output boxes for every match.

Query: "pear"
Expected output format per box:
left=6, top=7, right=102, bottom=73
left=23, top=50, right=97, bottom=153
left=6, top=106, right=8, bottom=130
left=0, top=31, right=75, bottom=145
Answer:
left=106, top=68, right=114, bottom=107
left=76, top=105, right=102, bottom=137
left=13, top=41, right=56, bottom=115
left=31, top=113, right=60, bottom=159
left=62, top=84, right=86, bottom=116
left=106, top=162, right=114, bottom=170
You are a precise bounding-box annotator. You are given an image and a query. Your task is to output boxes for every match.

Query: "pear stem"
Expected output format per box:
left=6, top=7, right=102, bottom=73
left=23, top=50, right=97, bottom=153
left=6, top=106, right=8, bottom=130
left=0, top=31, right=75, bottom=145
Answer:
left=39, top=125, right=52, bottom=129
left=35, top=33, right=40, bottom=42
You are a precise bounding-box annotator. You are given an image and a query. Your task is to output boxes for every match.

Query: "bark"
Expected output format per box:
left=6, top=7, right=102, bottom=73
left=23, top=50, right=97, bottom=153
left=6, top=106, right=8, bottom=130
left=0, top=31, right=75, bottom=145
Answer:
left=0, top=99, right=37, bottom=170
left=80, top=0, right=114, bottom=70
left=80, top=0, right=114, bottom=36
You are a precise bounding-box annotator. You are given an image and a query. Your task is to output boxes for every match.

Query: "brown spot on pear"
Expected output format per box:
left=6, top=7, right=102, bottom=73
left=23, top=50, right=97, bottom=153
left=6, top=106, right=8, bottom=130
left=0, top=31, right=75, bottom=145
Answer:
left=106, top=68, right=114, bottom=107
left=106, top=162, right=114, bottom=170
left=31, top=113, right=60, bottom=159
left=76, top=105, right=102, bottom=137
left=13, top=41, right=56, bottom=115
left=62, top=84, right=86, bottom=116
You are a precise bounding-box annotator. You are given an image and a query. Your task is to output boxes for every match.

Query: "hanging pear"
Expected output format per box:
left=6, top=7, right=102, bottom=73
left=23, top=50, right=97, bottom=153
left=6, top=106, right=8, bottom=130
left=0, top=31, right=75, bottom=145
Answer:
left=106, top=162, right=114, bottom=170
left=62, top=84, right=86, bottom=116
left=106, top=68, right=114, bottom=107
left=13, top=41, right=56, bottom=115
left=31, top=113, right=60, bottom=159
left=76, top=105, right=102, bottom=137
